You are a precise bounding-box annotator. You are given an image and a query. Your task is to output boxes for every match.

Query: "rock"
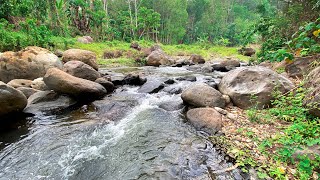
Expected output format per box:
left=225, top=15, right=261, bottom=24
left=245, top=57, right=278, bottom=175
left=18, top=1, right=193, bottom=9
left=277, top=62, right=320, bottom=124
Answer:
left=130, top=42, right=141, bottom=51
left=62, top=49, right=98, bottom=70
left=212, top=59, right=240, bottom=72
left=123, top=74, right=146, bottom=86
left=238, top=47, right=256, bottom=56
left=77, top=36, right=93, bottom=44
left=163, top=86, right=182, bottom=94
left=146, top=50, right=171, bottom=66
left=186, top=108, right=222, bottom=133
left=54, top=49, right=64, bottom=57
left=285, top=55, right=320, bottom=78
left=181, top=83, right=225, bottom=108
left=109, top=73, right=146, bottom=86
left=303, top=66, right=320, bottom=117
left=222, top=95, right=231, bottom=104
left=214, top=107, right=228, bottom=115
left=16, top=87, right=40, bottom=98
left=24, top=91, right=76, bottom=114
left=43, top=68, right=107, bottom=100
left=164, top=79, right=175, bottom=84
left=219, top=66, right=295, bottom=109
left=92, top=94, right=141, bottom=121
left=31, top=78, right=48, bottom=91
left=176, top=76, right=197, bottom=82
left=103, top=50, right=123, bottom=59
left=190, top=54, right=205, bottom=64
left=95, top=78, right=115, bottom=93
left=0, top=46, right=63, bottom=83
left=0, top=81, right=27, bottom=117
left=138, top=78, right=165, bottom=93
left=292, top=145, right=320, bottom=161
left=7, top=79, right=32, bottom=88
left=159, top=100, right=184, bottom=111
left=63, top=60, right=101, bottom=81
left=226, top=113, right=238, bottom=121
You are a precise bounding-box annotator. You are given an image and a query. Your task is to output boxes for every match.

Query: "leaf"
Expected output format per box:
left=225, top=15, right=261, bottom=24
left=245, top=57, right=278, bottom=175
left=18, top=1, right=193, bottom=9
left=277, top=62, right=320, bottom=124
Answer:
left=313, top=29, right=320, bottom=37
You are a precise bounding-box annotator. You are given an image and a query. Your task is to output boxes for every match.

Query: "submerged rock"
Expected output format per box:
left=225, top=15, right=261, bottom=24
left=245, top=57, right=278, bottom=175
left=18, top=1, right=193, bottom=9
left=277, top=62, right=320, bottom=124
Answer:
left=175, top=76, right=197, bottom=82
left=186, top=108, right=222, bottom=133
left=24, top=91, right=77, bottom=114
left=219, top=66, right=294, bottom=109
left=63, top=60, right=101, bottom=81
left=62, top=49, right=98, bottom=70
left=0, top=46, right=62, bottom=83
left=181, top=83, right=225, bottom=108
left=0, top=81, right=27, bottom=117
left=44, top=68, right=107, bottom=100
left=138, top=78, right=165, bottom=93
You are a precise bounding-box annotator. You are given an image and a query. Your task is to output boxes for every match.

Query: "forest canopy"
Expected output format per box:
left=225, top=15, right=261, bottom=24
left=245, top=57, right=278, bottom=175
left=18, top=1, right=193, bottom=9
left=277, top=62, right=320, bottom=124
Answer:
left=0, top=0, right=319, bottom=55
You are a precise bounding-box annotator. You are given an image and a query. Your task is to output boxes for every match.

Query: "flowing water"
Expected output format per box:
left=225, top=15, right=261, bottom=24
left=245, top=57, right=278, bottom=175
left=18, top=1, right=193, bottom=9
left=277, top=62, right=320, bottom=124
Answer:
left=0, top=67, right=248, bottom=180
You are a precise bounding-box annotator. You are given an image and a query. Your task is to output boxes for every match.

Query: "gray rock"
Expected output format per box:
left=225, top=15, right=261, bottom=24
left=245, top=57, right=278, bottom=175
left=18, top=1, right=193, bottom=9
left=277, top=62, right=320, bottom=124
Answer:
left=219, top=66, right=294, bottom=109
left=138, top=78, right=165, bottom=93
left=44, top=68, right=107, bottom=100
left=176, top=76, right=197, bottom=82
left=95, top=77, right=115, bottom=93
left=16, top=87, right=40, bottom=98
left=186, top=108, right=222, bottom=133
left=181, top=83, right=225, bottom=108
left=146, top=50, right=171, bottom=66
left=0, top=81, right=27, bottom=117
left=303, top=66, right=320, bottom=117
left=62, top=49, right=98, bottom=70
left=63, top=60, right=101, bottom=81
left=24, top=91, right=76, bottom=114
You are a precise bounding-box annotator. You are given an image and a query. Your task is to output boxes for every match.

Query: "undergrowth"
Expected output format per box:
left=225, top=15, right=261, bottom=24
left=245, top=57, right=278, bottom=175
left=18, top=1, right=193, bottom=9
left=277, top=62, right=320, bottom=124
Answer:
left=240, top=85, right=320, bottom=179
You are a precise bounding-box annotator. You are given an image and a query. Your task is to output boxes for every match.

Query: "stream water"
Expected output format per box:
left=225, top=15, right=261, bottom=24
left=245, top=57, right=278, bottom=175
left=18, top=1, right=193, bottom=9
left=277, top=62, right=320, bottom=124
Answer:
left=0, top=66, right=248, bottom=180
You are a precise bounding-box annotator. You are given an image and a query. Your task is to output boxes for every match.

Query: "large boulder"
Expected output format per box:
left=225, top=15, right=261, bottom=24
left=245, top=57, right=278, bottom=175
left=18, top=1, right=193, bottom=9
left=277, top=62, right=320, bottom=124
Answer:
left=7, top=79, right=32, bottom=88
left=0, top=46, right=63, bottom=83
left=146, top=50, right=171, bottom=66
left=181, top=83, right=226, bottom=108
left=219, top=66, right=294, bottom=109
left=212, top=59, right=241, bottom=72
left=43, top=68, right=107, bottom=100
left=24, top=91, right=76, bottom=115
left=63, top=60, right=101, bottom=81
left=304, top=66, right=320, bottom=117
left=62, top=49, right=98, bottom=70
left=0, top=81, right=27, bottom=117
left=186, top=108, right=222, bottom=133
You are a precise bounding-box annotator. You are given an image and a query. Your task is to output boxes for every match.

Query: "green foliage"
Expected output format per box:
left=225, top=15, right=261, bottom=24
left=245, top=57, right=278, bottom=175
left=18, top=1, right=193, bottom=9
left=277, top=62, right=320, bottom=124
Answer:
left=245, top=83, right=320, bottom=179
left=0, top=19, right=73, bottom=51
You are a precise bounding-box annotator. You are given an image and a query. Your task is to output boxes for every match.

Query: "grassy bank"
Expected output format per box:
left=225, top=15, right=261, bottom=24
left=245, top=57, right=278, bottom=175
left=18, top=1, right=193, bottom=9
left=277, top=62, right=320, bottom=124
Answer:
left=71, top=41, right=251, bottom=67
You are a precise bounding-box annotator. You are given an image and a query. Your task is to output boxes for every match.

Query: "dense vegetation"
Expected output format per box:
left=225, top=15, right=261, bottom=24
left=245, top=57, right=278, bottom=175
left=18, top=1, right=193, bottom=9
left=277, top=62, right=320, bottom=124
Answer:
left=0, top=0, right=320, bottom=179
left=0, top=0, right=319, bottom=54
